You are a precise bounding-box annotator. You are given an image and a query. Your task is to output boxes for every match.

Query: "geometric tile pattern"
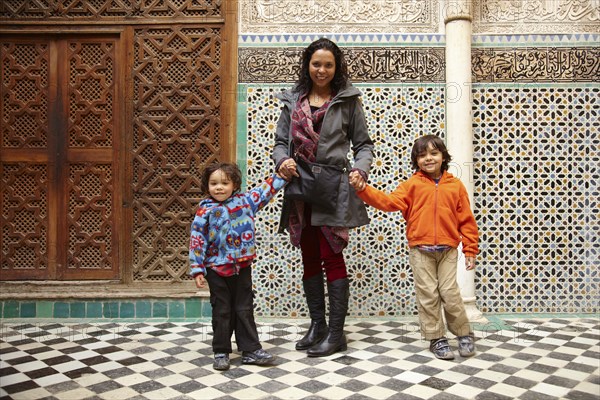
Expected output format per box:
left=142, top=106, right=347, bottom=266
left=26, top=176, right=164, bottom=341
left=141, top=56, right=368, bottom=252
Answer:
left=243, top=84, right=445, bottom=318
left=473, top=85, right=600, bottom=314
left=1, top=317, right=598, bottom=399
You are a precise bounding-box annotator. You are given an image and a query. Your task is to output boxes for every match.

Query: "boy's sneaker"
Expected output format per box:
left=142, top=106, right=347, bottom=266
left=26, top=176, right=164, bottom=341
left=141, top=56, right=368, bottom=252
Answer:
left=457, top=335, right=476, bottom=357
left=213, top=353, right=230, bottom=371
left=430, top=337, right=455, bottom=360
left=241, top=348, right=275, bottom=365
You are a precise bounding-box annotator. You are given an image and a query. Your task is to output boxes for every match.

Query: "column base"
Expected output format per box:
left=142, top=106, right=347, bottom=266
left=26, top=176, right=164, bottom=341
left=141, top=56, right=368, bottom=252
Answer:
left=463, top=297, right=488, bottom=324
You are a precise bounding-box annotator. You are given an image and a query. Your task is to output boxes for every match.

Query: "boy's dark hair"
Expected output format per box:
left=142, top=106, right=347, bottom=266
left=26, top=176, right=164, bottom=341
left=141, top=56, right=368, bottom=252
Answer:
left=293, top=37, right=349, bottom=96
left=410, top=135, right=452, bottom=172
left=199, top=162, right=242, bottom=197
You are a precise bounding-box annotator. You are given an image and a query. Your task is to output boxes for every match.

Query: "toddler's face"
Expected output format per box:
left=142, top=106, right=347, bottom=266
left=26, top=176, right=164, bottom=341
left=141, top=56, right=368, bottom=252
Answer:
left=208, top=169, right=235, bottom=202
left=416, top=143, right=444, bottom=179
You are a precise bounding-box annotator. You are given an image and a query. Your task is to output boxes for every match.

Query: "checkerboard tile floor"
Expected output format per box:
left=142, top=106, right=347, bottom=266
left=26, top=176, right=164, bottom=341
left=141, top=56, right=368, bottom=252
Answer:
left=1, top=316, right=598, bottom=399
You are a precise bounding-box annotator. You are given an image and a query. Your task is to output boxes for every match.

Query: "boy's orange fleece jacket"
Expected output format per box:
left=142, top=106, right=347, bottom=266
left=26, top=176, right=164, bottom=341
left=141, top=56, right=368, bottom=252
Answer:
left=357, top=170, right=479, bottom=257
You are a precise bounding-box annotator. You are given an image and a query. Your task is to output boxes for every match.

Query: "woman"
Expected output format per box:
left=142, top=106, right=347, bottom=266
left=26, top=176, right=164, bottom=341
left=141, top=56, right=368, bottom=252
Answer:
left=272, top=38, right=374, bottom=357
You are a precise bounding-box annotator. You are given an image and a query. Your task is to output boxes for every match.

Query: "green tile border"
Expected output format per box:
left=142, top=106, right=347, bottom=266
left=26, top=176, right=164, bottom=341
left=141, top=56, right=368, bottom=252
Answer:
left=0, top=298, right=212, bottom=321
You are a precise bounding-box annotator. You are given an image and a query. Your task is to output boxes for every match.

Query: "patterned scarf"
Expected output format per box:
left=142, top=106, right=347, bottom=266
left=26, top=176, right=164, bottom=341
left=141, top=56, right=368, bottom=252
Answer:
left=290, top=94, right=328, bottom=162
left=287, top=94, right=349, bottom=254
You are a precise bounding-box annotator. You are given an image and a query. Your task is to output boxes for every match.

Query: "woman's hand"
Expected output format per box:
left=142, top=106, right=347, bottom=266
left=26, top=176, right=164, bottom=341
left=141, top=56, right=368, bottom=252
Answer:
left=349, top=170, right=367, bottom=192
left=278, top=158, right=299, bottom=181
left=194, top=274, right=206, bottom=289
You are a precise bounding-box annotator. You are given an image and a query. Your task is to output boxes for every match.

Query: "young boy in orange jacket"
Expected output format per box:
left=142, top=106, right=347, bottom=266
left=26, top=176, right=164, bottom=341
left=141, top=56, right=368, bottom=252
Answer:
left=350, top=135, right=478, bottom=360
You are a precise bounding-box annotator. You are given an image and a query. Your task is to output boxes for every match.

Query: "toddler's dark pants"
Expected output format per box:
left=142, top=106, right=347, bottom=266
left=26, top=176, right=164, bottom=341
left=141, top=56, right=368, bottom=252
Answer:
left=205, top=266, right=261, bottom=354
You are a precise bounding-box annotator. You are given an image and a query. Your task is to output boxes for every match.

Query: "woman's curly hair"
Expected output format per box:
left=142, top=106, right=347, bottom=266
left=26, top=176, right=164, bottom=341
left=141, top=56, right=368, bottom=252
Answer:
left=293, top=37, right=349, bottom=96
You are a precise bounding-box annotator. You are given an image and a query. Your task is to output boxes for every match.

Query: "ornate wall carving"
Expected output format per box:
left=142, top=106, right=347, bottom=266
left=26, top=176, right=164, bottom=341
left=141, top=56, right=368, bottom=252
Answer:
left=472, top=47, right=600, bottom=82
left=473, top=0, right=600, bottom=33
left=239, top=47, right=446, bottom=83
left=240, top=0, right=439, bottom=33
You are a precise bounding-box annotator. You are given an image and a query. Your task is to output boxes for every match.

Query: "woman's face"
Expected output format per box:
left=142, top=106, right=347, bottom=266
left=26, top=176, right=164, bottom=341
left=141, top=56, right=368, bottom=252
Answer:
left=309, top=49, right=336, bottom=91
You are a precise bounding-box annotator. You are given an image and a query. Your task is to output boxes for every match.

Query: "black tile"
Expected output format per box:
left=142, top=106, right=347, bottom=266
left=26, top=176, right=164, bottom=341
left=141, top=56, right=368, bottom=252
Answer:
left=542, top=375, right=579, bottom=388
left=526, top=362, right=558, bottom=374
left=2, top=380, right=40, bottom=394
left=64, top=366, right=97, bottom=379
left=43, top=355, right=75, bottom=366
left=130, top=380, right=166, bottom=393
left=295, top=380, right=329, bottom=393
left=25, top=366, right=60, bottom=379
left=462, top=376, right=496, bottom=389
left=6, top=355, right=36, bottom=365
left=421, top=377, right=454, bottom=391
left=379, top=378, right=413, bottom=392
left=80, top=355, right=111, bottom=366
left=87, top=380, right=124, bottom=394
left=502, top=376, right=537, bottom=389
left=171, top=379, right=206, bottom=394
left=564, top=390, right=600, bottom=400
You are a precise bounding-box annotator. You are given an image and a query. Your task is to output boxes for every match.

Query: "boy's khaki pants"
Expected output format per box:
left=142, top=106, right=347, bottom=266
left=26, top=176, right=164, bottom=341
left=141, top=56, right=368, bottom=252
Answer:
left=409, top=247, right=471, bottom=340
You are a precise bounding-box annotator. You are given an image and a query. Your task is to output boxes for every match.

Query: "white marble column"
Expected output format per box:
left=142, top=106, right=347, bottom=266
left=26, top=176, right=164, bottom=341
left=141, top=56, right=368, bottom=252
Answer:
left=444, top=0, right=487, bottom=323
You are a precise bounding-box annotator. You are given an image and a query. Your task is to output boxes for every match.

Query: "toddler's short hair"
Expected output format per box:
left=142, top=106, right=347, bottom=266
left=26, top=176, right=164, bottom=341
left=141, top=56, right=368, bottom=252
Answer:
left=410, top=135, right=452, bottom=172
left=199, top=162, right=242, bottom=197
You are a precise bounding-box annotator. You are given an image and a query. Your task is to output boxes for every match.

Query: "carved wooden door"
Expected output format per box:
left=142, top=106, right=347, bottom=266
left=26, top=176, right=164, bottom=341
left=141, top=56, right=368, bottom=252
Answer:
left=0, top=34, right=122, bottom=280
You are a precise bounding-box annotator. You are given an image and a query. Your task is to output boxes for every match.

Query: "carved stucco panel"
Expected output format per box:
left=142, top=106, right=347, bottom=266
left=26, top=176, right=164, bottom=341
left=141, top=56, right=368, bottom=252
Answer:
left=473, top=0, right=600, bottom=33
left=240, top=0, right=440, bottom=33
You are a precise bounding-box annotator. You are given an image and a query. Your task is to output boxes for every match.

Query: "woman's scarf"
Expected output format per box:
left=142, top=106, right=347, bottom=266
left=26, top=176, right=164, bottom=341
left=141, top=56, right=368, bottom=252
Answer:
left=290, top=94, right=328, bottom=162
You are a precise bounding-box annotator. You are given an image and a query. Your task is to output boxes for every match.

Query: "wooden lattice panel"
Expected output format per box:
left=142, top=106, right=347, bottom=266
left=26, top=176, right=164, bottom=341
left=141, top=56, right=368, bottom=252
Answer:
left=1, top=41, right=50, bottom=148
left=0, top=164, right=49, bottom=279
left=66, top=164, right=114, bottom=274
left=68, top=40, right=114, bottom=148
left=131, top=27, right=223, bottom=282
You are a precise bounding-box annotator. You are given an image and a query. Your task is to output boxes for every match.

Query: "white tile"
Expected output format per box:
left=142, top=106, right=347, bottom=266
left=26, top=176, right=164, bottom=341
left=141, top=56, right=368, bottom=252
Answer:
left=10, top=387, right=54, bottom=399
left=187, top=387, right=226, bottom=400
left=487, top=382, right=529, bottom=398
left=358, top=386, right=398, bottom=399
left=274, top=372, right=310, bottom=386
left=230, top=387, right=270, bottom=399
left=402, top=383, right=441, bottom=399
left=530, top=382, right=571, bottom=398
left=143, top=387, right=185, bottom=400
left=314, top=386, right=355, bottom=400
left=394, top=370, right=429, bottom=384
left=572, top=380, right=600, bottom=395
left=53, top=387, right=96, bottom=400
left=33, top=373, right=71, bottom=387
left=315, top=371, right=352, bottom=386
left=444, top=382, right=485, bottom=398
left=269, top=386, right=312, bottom=400
left=354, top=371, right=390, bottom=385
left=0, top=372, right=31, bottom=385
left=99, top=387, right=140, bottom=400
left=52, top=360, right=89, bottom=373
left=114, top=373, right=150, bottom=386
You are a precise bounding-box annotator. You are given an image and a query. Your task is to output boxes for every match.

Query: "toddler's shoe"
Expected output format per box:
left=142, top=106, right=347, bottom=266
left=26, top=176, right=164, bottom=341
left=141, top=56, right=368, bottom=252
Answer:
left=242, top=348, right=275, bottom=365
left=430, top=337, right=455, bottom=360
left=213, top=353, right=230, bottom=371
left=457, top=335, right=476, bottom=357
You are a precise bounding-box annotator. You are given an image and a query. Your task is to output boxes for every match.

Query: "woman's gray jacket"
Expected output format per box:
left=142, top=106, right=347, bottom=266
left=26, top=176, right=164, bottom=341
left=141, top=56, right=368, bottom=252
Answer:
left=272, top=84, right=374, bottom=231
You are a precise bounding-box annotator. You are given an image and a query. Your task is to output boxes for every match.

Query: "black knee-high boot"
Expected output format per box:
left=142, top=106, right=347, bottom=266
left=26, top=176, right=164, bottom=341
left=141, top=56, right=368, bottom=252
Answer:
left=307, top=278, right=349, bottom=357
left=296, top=272, right=328, bottom=350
